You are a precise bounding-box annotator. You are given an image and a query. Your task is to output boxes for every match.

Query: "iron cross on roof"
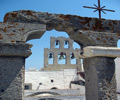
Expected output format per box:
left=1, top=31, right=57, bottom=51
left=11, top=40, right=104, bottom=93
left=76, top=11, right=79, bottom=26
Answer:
left=83, top=0, right=115, bottom=20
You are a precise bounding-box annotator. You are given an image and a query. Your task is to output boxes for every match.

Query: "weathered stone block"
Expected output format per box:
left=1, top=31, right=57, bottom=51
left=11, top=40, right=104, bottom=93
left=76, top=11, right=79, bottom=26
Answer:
left=0, top=43, right=32, bottom=100
left=83, top=46, right=120, bottom=58
left=83, top=57, right=117, bottom=100
left=0, top=57, right=25, bottom=100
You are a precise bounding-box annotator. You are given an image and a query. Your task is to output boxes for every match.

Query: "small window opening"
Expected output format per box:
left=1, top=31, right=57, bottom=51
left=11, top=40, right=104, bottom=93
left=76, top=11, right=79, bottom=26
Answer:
left=70, top=53, right=76, bottom=64
left=64, top=40, right=69, bottom=48
left=24, top=85, right=30, bottom=90
left=55, top=40, right=60, bottom=48
left=51, top=79, right=54, bottom=83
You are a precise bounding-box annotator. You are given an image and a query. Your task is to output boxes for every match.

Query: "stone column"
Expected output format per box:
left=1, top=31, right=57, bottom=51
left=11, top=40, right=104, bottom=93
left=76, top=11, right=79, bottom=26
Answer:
left=66, top=53, right=70, bottom=65
left=60, top=40, right=64, bottom=49
left=44, top=48, right=48, bottom=67
left=0, top=43, right=32, bottom=100
left=54, top=52, right=58, bottom=65
left=76, top=58, right=82, bottom=70
left=83, top=57, right=117, bottom=100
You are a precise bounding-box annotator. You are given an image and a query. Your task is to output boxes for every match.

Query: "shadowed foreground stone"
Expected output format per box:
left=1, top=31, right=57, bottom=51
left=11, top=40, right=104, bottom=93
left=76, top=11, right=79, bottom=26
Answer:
left=0, top=43, right=32, bottom=100
left=84, top=57, right=117, bottom=100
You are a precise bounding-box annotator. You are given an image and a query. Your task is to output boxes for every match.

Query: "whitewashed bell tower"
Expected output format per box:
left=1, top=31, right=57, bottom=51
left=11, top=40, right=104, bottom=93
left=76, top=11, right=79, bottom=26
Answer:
left=44, top=37, right=82, bottom=71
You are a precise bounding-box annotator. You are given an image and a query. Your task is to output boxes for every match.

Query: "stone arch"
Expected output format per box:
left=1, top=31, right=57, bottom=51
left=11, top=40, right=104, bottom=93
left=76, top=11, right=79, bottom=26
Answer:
left=55, top=39, right=60, bottom=48
left=58, top=52, right=66, bottom=64
left=64, top=40, right=69, bottom=48
left=48, top=52, right=54, bottom=64
left=4, top=10, right=98, bottom=47
left=24, top=29, right=46, bottom=42
left=24, top=29, right=94, bottom=48
left=1, top=10, right=120, bottom=100
left=70, top=52, right=76, bottom=64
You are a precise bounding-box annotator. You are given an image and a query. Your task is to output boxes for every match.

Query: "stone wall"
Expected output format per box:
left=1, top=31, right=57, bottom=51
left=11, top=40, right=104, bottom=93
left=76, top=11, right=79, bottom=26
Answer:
left=0, top=43, right=32, bottom=100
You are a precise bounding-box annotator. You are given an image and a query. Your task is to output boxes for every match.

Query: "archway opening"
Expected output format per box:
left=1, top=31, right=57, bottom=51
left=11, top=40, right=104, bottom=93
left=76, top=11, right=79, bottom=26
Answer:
left=25, top=29, right=69, bottom=70
left=55, top=40, right=60, bottom=48
left=25, top=29, right=84, bottom=94
left=64, top=40, right=69, bottom=48
left=70, top=52, right=76, bottom=64
left=51, top=87, right=58, bottom=89
left=48, top=52, right=54, bottom=64
left=58, top=52, right=66, bottom=64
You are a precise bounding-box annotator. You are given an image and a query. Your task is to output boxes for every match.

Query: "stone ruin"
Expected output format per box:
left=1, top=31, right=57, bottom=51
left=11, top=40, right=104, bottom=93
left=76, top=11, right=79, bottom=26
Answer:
left=0, top=10, right=120, bottom=100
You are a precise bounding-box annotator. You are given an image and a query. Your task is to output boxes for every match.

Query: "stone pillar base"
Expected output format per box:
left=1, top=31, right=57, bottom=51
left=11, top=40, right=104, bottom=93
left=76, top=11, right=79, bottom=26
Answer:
left=0, top=43, right=32, bottom=100
left=83, top=57, right=117, bottom=100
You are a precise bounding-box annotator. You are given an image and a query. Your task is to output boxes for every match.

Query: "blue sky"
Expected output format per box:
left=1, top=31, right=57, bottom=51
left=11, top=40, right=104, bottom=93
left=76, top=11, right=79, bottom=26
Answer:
left=0, top=0, right=120, bottom=70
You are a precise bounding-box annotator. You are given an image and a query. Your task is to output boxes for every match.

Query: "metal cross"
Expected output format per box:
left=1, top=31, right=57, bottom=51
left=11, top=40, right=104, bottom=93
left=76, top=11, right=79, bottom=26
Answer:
left=83, top=0, right=115, bottom=20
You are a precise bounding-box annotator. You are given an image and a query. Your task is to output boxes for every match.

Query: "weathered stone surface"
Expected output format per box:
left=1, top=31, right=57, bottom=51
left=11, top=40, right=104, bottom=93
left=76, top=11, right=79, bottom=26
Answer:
left=0, top=43, right=32, bottom=57
left=0, top=10, right=118, bottom=100
left=0, top=43, right=32, bottom=100
left=4, top=10, right=120, bottom=46
left=83, top=57, right=117, bottom=100
left=0, top=22, right=46, bottom=43
left=82, top=46, right=120, bottom=58
left=0, top=57, right=25, bottom=100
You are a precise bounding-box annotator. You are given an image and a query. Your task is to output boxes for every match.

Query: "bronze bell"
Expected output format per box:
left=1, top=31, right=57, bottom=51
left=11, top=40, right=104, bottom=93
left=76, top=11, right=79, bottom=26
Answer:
left=49, top=53, right=53, bottom=59
left=59, top=52, right=65, bottom=60
left=59, top=55, right=65, bottom=60
left=65, top=40, right=68, bottom=45
left=56, top=40, right=59, bottom=45
left=71, top=53, right=75, bottom=59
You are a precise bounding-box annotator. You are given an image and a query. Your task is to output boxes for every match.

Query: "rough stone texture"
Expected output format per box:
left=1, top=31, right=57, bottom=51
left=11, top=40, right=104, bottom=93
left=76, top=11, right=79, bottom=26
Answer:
left=83, top=57, right=117, bottom=100
left=0, top=22, right=46, bottom=43
left=4, top=10, right=120, bottom=46
left=0, top=57, right=25, bottom=100
left=0, top=10, right=118, bottom=100
left=0, top=43, right=32, bottom=57
left=0, top=43, right=32, bottom=100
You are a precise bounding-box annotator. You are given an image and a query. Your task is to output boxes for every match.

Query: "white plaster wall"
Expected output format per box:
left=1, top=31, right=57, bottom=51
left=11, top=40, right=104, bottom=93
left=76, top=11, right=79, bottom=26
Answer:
left=25, top=69, right=84, bottom=90
left=115, top=58, right=120, bottom=92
